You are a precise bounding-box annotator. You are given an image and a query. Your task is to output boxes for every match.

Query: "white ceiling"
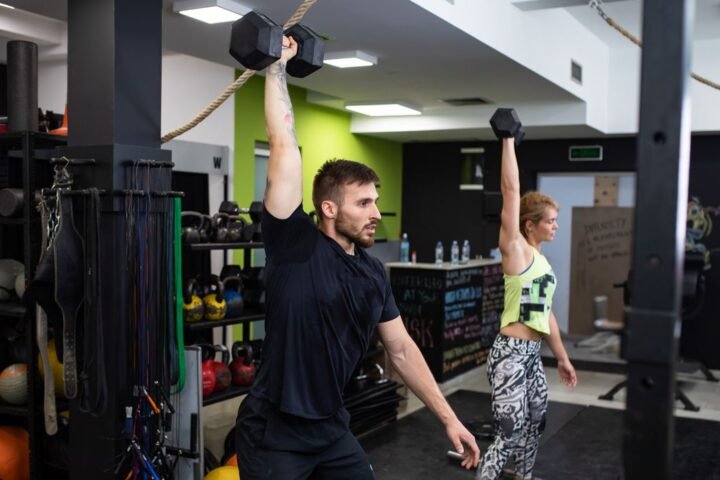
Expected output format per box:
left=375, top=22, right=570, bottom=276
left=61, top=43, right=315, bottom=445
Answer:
left=2, top=0, right=720, bottom=142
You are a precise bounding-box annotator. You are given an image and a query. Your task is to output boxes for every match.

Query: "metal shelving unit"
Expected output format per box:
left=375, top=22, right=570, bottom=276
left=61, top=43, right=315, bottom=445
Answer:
left=0, top=131, right=67, bottom=480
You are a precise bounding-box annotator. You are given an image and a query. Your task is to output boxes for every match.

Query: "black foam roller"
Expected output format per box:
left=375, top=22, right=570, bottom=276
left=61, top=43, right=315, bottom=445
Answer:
left=7, top=40, right=39, bottom=132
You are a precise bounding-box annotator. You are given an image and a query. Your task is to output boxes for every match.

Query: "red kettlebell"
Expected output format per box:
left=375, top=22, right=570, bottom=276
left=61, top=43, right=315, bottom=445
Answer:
left=200, top=344, right=216, bottom=398
left=212, top=344, right=232, bottom=393
left=230, top=341, right=256, bottom=387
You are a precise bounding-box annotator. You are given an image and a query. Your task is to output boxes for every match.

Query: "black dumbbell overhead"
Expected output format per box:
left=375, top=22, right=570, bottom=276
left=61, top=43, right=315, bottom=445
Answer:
left=285, top=23, right=325, bottom=78
left=490, top=108, right=525, bottom=145
left=229, top=11, right=282, bottom=71
left=229, top=11, right=325, bottom=78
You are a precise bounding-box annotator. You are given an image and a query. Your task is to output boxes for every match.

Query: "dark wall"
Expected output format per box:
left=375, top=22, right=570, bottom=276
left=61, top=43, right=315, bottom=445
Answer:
left=402, top=134, right=720, bottom=367
left=681, top=135, right=720, bottom=368
left=402, top=136, right=637, bottom=262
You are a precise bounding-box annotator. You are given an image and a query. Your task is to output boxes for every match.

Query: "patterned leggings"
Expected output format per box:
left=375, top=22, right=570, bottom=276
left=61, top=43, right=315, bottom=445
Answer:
left=476, top=334, right=548, bottom=480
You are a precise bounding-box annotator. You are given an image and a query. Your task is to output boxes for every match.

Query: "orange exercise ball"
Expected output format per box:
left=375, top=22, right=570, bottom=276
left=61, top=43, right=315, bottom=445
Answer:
left=205, top=465, right=240, bottom=480
left=0, top=363, right=28, bottom=405
left=224, top=453, right=237, bottom=466
left=0, top=426, right=30, bottom=480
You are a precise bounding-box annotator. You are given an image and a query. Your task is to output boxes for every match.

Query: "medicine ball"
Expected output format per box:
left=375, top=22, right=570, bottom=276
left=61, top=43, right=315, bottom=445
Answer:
left=205, top=466, right=240, bottom=480
left=14, top=272, right=25, bottom=300
left=0, top=363, right=28, bottom=405
left=0, top=426, right=30, bottom=480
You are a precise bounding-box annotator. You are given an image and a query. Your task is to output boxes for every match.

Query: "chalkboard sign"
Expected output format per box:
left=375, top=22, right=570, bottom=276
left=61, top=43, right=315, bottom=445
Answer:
left=389, top=261, right=503, bottom=382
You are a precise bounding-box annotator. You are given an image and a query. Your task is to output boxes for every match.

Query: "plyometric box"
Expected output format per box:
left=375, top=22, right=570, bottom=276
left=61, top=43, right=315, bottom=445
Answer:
left=388, top=260, right=503, bottom=382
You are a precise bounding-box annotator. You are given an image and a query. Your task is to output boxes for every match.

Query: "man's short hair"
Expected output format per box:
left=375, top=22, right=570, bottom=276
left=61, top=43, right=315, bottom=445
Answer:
left=312, top=159, right=380, bottom=218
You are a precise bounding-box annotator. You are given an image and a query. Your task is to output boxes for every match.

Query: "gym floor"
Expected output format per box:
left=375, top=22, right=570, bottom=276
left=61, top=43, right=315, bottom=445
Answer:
left=203, top=337, right=720, bottom=472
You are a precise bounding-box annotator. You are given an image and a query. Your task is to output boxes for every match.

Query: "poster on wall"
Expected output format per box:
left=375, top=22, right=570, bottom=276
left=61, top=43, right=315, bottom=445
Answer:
left=568, top=207, right=634, bottom=335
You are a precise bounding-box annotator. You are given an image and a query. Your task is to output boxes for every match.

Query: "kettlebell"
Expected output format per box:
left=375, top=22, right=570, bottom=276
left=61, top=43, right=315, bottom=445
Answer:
left=230, top=341, right=256, bottom=387
left=212, top=345, right=232, bottom=393
left=210, top=213, right=229, bottom=243
left=181, top=211, right=206, bottom=244
left=183, top=278, right=204, bottom=322
left=225, top=216, right=247, bottom=243
left=222, top=276, right=244, bottom=319
left=202, top=275, right=226, bottom=321
left=200, top=344, right=216, bottom=398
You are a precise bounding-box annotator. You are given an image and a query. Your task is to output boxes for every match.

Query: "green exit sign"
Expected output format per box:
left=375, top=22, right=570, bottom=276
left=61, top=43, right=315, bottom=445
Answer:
left=569, top=145, right=603, bottom=161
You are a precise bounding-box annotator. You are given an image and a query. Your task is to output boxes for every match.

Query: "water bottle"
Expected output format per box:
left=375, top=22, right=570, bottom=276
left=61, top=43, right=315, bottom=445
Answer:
left=400, top=233, right=410, bottom=263
left=461, top=240, right=470, bottom=264
left=434, top=241, right=444, bottom=266
left=450, top=240, right=459, bottom=265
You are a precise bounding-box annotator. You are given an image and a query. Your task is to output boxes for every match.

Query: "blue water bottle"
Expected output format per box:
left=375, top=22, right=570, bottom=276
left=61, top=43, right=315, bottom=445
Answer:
left=400, top=233, right=410, bottom=263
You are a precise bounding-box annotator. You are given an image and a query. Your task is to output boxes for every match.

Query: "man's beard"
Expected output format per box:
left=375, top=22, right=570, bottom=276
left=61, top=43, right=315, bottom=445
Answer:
left=336, top=211, right=376, bottom=248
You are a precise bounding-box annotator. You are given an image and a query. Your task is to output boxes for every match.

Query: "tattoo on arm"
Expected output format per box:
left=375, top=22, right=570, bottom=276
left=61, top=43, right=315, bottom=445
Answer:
left=272, top=63, right=298, bottom=147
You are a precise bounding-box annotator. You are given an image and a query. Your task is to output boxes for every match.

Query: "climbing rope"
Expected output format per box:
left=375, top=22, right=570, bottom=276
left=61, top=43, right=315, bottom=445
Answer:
left=589, top=0, right=720, bottom=91
left=161, top=0, right=319, bottom=143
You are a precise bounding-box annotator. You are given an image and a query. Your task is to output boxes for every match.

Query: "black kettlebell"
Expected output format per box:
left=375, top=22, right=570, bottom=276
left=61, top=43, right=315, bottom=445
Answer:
left=230, top=341, right=256, bottom=387
left=226, top=216, right=247, bottom=243
left=183, top=278, right=204, bottom=322
left=211, top=213, right=229, bottom=243
left=201, top=275, right=226, bottom=321
left=222, top=276, right=244, bottom=318
left=181, top=211, right=206, bottom=244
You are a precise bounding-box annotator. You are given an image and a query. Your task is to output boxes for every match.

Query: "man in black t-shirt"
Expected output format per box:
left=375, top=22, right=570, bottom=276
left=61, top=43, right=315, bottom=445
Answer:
left=234, top=34, right=480, bottom=480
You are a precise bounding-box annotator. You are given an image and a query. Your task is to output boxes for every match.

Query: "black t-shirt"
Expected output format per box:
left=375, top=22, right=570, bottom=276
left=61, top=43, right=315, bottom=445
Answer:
left=250, top=204, right=399, bottom=419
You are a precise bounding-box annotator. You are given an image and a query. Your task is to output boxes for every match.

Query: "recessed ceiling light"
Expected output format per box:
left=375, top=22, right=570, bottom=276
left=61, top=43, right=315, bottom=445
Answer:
left=173, top=0, right=249, bottom=24
left=0, top=3, right=15, bottom=9
left=345, top=103, right=422, bottom=117
left=324, top=50, right=377, bottom=68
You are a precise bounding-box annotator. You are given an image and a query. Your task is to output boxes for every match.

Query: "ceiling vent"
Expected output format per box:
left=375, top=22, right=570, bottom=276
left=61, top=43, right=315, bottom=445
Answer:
left=571, top=60, right=583, bottom=84
left=442, top=97, right=492, bottom=106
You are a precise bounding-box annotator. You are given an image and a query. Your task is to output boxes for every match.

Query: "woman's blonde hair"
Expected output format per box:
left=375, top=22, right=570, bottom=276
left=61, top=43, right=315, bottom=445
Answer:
left=519, top=191, right=559, bottom=239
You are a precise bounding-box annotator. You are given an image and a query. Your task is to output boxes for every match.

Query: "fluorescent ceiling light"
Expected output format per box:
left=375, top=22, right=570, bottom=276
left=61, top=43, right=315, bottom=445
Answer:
left=324, top=50, right=377, bottom=68
left=345, top=103, right=422, bottom=117
left=0, top=3, right=15, bottom=9
left=174, top=0, right=249, bottom=24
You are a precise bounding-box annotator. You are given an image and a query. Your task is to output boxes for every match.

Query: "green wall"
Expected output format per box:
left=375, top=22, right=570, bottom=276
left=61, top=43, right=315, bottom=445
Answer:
left=233, top=74, right=403, bottom=243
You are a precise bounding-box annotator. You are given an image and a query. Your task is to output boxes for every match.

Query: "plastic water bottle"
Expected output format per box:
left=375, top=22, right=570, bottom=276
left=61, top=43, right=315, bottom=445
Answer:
left=434, top=241, right=444, bottom=266
left=400, top=233, right=410, bottom=263
left=451, top=240, right=460, bottom=265
left=461, top=240, right=471, bottom=264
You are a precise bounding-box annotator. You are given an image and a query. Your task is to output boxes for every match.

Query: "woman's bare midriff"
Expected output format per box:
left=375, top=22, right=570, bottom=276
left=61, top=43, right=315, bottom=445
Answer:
left=500, top=322, right=544, bottom=342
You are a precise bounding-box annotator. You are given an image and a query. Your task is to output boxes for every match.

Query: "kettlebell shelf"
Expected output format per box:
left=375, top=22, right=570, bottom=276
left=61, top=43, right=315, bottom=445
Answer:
left=184, top=309, right=266, bottom=330
left=202, top=384, right=251, bottom=407
left=185, top=241, right=264, bottom=251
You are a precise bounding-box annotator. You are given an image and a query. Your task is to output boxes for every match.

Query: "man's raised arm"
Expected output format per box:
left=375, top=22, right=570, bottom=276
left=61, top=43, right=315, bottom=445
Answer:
left=264, top=36, right=302, bottom=219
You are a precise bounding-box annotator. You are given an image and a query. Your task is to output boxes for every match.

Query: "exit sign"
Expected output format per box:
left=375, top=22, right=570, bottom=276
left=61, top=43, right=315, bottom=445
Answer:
left=569, top=145, right=603, bottom=161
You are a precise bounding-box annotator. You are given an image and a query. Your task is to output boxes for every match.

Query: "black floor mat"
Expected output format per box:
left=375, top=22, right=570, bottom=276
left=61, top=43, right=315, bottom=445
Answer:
left=361, top=390, right=584, bottom=480
left=534, top=406, right=720, bottom=480
left=362, top=390, right=720, bottom=480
